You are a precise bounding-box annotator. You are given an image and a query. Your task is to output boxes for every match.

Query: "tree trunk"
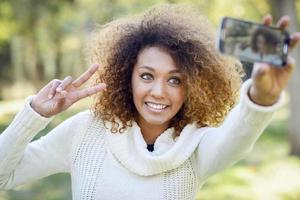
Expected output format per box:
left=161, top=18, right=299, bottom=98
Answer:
left=269, top=0, right=300, bottom=156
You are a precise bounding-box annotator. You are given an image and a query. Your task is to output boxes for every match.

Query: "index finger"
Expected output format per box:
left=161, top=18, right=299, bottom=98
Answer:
left=72, top=64, right=100, bottom=88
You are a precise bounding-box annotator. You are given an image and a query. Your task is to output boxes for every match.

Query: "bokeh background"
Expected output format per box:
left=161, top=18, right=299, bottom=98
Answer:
left=0, top=0, right=300, bottom=199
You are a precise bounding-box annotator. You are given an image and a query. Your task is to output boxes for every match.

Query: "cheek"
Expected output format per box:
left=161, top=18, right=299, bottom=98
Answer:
left=132, top=86, right=143, bottom=103
left=171, top=87, right=185, bottom=108
left=131, top=77, right=147, bottom=104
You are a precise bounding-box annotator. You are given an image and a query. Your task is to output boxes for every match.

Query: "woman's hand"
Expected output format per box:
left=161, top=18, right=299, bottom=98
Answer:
left=249, top=15, right=300, bottom=106
left=30, top=64, right=106, bottom=117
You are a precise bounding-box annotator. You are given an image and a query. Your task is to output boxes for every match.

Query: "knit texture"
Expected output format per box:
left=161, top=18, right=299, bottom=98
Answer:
left=0, top=79, right=285, bottom=199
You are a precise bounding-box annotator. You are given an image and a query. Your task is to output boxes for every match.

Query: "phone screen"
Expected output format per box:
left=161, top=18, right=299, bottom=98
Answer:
left=217, top=17, right=290, bottom=67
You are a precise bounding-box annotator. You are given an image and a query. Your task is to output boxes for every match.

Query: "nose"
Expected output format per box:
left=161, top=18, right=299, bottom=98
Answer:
left=149, top=80, right=165, bottom=98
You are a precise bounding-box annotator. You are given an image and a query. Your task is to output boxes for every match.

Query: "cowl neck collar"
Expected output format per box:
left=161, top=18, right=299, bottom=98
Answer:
left=106, top=121, right=207, bottom=176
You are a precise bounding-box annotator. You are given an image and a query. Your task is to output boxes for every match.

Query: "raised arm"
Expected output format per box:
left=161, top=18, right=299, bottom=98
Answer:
left=196, top=15, right=300, bottom=183
left=196, top=79, right=284, bottom=182
left=0, top=64, right=106, bottom=189
left=0, top=98, right=90, bottom=189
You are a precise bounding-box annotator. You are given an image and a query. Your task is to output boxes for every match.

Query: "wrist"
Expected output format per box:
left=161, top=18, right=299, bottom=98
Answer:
left=30, top=99, right=51, bottom=118
left=248, top=86, right=279, bottom=106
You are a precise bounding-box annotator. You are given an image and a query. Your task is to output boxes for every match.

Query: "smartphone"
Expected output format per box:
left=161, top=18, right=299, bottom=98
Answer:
left=217, top=17, right=290, bottom=67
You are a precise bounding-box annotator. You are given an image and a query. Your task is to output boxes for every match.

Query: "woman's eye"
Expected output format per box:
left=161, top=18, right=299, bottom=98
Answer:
left=140, top=73, right=153, bottom=80
left=169, top=77, right=181, bottom=85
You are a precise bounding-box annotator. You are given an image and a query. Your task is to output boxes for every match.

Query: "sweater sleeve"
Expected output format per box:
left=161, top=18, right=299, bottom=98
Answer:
left=196, top=79, right=285, bottom=182
left=0, top=96, right=90, bottom=190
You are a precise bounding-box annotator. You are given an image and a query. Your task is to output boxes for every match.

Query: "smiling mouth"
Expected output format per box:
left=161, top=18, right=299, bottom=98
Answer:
left=145, top=102, right=169, bottom=112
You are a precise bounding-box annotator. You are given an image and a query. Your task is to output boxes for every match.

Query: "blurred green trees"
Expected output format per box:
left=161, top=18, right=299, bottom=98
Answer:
left=0, top=0, right=279, bottom=100
left=1, top=0, right=300, bottom=199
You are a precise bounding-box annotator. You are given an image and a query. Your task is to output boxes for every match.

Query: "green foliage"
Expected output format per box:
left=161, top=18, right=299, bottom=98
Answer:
left=5, top=174, right=71, bottom=200
left=0, top=0, right=300, bottom=199
left=197, top=157, right=300, bottom=200
left=1, top=0, right=299, bottom=97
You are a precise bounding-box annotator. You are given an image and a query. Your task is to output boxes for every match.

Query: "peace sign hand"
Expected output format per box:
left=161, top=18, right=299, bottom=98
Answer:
left=249, top=15, right=300, bottom=106
left=30, top=64, right=106, bottom=118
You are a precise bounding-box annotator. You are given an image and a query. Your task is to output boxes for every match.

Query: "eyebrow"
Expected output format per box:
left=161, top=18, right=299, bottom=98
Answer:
left=139, top=65, right=181, bottom=74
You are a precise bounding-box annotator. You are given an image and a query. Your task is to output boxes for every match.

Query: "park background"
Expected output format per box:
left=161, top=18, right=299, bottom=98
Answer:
left=0, top=0, right=300, bottom=199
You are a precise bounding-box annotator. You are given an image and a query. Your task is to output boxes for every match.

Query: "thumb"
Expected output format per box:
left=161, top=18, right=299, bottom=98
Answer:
left=284, top=57, right=295, bottom=74
left=251, top=63, right=274, bottom=92
left=252, top=63, right=270, bottom=80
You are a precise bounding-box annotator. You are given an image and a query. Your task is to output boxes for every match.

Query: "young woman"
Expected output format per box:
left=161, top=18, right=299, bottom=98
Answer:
left=0, top=4, right=299, bottom=200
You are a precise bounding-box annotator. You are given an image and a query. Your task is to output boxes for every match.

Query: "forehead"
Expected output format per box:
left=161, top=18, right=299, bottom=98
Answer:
left=134, top=46, right=179, bottom=72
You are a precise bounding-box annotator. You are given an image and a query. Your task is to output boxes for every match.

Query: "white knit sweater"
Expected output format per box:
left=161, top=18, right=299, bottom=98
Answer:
left=0, top=79, right=284, bottom=200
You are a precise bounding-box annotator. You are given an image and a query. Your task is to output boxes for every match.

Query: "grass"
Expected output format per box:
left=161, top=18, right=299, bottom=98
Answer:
left=196, top=106, right=300, bottom=200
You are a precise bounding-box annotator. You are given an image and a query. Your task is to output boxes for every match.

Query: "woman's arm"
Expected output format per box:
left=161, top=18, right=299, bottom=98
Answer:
left=196, top=14, right=300, bottom=183
left=0, top=63, right=106, bottom=190
left=0, top=96, right=90, bottom=190
left=195, top=79, right=285, bottom=182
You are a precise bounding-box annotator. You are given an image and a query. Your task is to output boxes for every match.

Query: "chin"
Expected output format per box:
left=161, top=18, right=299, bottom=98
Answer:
left=149, top=120, right=169, bottom=126
left=140, top=114, right=171, bottom=126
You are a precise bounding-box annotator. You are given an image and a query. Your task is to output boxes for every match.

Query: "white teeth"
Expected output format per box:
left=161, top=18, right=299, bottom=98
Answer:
left=146, top=102, right=168, bottom=110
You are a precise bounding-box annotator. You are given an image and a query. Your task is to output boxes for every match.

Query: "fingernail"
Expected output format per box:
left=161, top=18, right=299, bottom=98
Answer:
left=93, top=63, right=99, bottom=68
left=48, top=94, right=53, bottom=99
left=61, top=90, right=68, bottom=96
left=56, top=87, right=62, bottom=92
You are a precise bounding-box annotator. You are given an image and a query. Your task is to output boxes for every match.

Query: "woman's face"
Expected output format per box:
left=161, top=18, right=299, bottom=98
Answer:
left=256, top=34, right=267, bottom=53
left=131, top=46, right=186, bottom=128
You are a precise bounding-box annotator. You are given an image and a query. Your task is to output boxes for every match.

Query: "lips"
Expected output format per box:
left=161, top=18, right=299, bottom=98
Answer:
left=145, top=102, right=169, bottom=112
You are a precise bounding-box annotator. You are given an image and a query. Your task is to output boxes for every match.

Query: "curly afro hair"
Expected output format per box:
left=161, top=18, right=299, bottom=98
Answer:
left=87, top=3, right=244, bottom=135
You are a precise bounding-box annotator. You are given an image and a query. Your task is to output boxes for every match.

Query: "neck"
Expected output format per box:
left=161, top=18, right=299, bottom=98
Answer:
left=137, top=118, right=169, bottom=144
